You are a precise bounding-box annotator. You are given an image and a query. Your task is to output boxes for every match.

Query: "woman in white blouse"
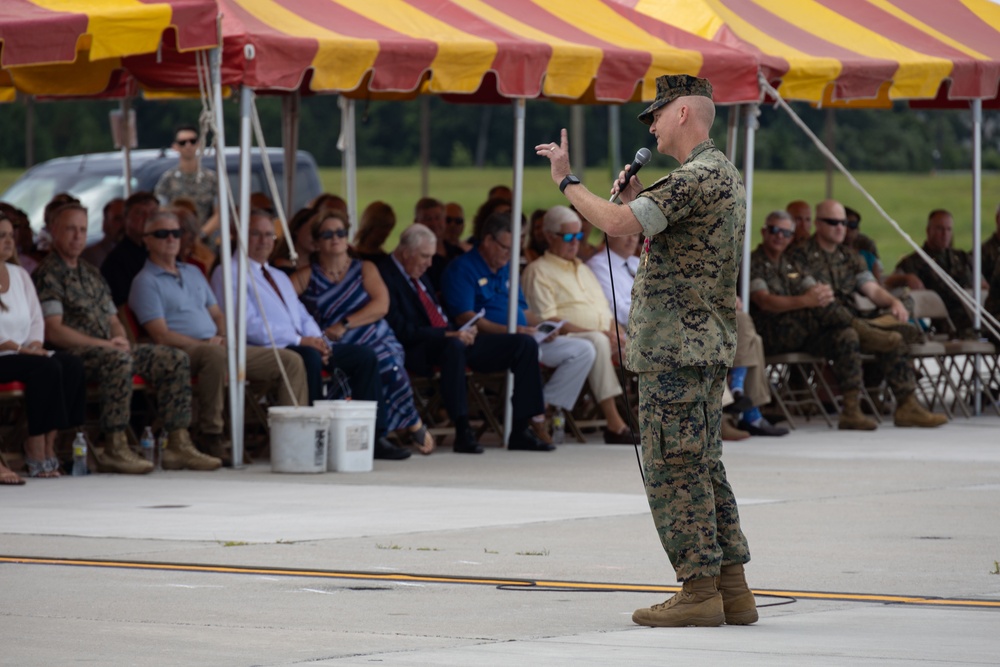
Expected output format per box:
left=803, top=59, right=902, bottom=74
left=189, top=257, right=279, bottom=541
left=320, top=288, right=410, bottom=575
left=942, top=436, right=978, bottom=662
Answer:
left=0, top=213, right=85, bottom=479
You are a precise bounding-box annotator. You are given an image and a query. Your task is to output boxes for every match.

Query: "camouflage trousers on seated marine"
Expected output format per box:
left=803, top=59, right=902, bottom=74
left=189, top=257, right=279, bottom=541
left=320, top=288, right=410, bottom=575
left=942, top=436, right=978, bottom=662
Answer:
left=71, top=344, right=193, bottom=433
left=638, top=366, right=750, bottom=582
left=759, top=308, right=865, bottom=392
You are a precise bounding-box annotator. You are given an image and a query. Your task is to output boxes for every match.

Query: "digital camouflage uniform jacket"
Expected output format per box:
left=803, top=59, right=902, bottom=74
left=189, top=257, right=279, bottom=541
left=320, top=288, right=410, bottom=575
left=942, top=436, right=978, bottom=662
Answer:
left=786, top=236, right=874, bottom=316
left=626, top=139, right=744, bottom=372
left=34, top=253, right=117, bottom=338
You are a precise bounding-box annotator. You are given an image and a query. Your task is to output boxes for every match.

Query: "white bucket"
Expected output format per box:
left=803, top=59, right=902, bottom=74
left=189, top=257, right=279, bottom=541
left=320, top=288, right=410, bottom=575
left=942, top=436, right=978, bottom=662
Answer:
left=314, top=400, right=377, bottom=472
left=267, top=406, right=329, bottom=474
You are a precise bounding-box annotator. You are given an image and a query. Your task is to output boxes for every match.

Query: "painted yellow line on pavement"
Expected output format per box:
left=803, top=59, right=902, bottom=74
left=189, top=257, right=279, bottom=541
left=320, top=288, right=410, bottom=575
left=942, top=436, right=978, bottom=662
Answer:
left=2, top=556, right=998, bottom=609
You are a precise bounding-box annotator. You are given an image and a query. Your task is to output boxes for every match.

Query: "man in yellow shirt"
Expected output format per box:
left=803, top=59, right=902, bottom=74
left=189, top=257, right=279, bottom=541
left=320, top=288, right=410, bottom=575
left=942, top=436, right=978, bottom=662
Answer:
left=522, top=205, right=632, bottom=443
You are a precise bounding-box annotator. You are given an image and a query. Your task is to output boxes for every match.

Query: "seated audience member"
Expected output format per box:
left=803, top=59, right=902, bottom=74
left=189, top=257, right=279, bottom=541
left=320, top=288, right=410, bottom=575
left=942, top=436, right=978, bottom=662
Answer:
left=311, top=193, right=348, bottom=219
left=442, top=212, right=595, bottom=451
left=727, top=298, right=786, bottom=437
left=0, top=212, right=86, bottom=478
left=271, top=206, right=316, bottom=273
left=982, top=203, right=1000, bottom=281
left=886, top=209, right=979, bottom=337
left=173, top=203, right=216, bottom=277
left=353, top=201, right=396, bottom=262
left=443, top=202, right=471, bottom=255
left=521, top=205, right=634, bottom=444
left=586, top=230, right=640, bottom=327
left=844, top=206, right=883, bottom=283
left=35, top=204, right=198, bottom=474
left=523, top=209, right=549, bottom=264
left=778, top=200, right=948, bottom=429
left=129, top=209, right=312, bottom=466
left=488, top=185, right=513, bottom=202
left=102, top=191, right=159, bottom=306
left=413, top=197, right=453, bottom=291
left=0, top=204, right=40, bottom=276
left=293, top=210, right=436, bottom=454
left=377, top=224, right=549, bottom=454
left=210, top=210, right=412, bottom=460
left=469, top=196, right=512, bottom=245
left=572, top=207, right=600, bottom=262
left=1, top=455, right=24, bottom=485
left=81, top=198, right=125, bottom=269
left=786, top=199, right=812, bottom=246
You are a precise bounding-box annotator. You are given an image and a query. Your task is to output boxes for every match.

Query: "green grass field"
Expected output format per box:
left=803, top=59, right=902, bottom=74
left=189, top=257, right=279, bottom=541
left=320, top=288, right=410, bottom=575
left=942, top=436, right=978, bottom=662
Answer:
left=2, top=167, right=997, bottom=271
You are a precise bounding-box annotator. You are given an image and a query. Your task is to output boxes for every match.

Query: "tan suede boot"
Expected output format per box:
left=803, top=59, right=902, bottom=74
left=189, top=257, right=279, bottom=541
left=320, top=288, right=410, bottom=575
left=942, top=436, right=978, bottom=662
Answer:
left=94, top=431, right=153, bottom=475
left=721, top=417, right=750, bottom=441
left=894, top=394, right=948, bottom=428
left=716, top=563, right=758, bottom=625
left=851, top=319, right=903, bottom=353
left=838, top=390, right=878, bottom=431
left=632, top=576, right=724, bottom=627
left=162, top=429, right=223, bottom=471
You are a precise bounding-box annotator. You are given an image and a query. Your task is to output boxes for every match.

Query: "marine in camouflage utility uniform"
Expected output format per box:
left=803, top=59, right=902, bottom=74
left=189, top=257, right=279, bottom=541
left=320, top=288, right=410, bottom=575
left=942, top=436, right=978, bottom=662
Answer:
left=749, top=245, right=864, bottom=393
left=34, top=253, right=193, bottom=434
left=154, top=168, right=218, bottom=224
left=787, top=236, right=917, bottom=399
left=895, top=244, right=975, bottom=336
left=626, top=139, right=749, bottom=582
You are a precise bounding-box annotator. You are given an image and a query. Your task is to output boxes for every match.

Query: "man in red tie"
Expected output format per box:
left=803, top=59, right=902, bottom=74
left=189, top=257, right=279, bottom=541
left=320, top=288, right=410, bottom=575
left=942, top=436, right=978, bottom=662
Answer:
left=377, top=224, right=551, bottom=453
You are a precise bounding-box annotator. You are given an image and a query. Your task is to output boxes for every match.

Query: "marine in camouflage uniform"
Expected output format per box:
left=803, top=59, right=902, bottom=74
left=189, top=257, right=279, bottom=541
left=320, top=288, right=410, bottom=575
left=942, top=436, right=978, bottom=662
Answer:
left=749, top=244, right=864, bottom=394
left=786, top=216, right=924, bottom=405
left=539, top=74, right=758, bottom=627
left=34, top=250, right=193, bottom=437
left=154, top=168, right=218, bottom=224
left=895, top=244, right=975, bottom=336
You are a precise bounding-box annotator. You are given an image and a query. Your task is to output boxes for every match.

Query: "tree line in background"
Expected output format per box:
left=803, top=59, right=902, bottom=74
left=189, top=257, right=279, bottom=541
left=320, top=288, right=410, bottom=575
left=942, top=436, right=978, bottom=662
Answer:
left=0, top=93, right=997, bottom=172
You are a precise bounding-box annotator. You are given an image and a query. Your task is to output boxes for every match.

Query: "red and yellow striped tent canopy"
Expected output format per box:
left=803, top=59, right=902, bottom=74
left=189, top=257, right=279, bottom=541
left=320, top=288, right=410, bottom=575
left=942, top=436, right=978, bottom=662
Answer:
left=0, top=0, right=219, bottom=99
left=123, top=0, right=762, bottom=104
left=617, top=0, right=1000, bottom=107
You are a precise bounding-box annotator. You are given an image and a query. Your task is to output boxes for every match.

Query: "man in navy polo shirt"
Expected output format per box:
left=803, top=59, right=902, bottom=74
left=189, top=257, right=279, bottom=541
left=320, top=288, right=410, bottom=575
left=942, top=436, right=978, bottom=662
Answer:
left=441, top=211, right=594, bottom=449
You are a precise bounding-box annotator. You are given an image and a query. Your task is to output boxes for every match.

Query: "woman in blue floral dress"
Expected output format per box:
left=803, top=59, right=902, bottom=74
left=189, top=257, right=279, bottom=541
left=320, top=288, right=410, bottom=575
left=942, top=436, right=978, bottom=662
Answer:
left=293, top=209, right=434, bottom=453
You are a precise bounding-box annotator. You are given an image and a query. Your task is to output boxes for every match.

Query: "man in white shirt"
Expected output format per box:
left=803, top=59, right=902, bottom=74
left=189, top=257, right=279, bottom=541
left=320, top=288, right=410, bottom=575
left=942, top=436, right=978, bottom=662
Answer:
left=209, top=210, right=411, bottom=460
left=585, top=231, right=639, bottom=328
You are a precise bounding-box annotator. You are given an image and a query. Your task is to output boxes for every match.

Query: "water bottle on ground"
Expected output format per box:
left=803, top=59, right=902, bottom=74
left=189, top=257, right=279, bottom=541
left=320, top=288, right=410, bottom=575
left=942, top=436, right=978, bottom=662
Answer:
left=552, top=408, right=565, bottom=445
left=71, top=432, right=88, bottom=476
left=156, top=429, right=168, bottom=471
left=140, top=426, right=155, bottom=465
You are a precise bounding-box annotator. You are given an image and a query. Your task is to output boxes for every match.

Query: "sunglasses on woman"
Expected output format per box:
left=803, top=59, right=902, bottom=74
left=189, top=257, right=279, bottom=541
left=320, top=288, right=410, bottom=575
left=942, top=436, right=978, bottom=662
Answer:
left=560, top=231, right=585, bottom=242
left=145, top=228, right=183, bottom=239
left=317, top=228, right=350, bottom=240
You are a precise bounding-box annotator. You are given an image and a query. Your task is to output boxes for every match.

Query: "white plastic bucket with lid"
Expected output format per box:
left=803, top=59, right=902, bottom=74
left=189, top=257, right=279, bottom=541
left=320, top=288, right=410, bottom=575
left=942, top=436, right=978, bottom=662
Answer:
left=314, top=400, right=377, bottom=472
left=267, top=406, right=329, bottom=473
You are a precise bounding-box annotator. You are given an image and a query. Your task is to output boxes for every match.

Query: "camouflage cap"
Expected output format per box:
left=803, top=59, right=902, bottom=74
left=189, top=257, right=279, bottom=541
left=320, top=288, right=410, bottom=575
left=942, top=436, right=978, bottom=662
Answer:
left=637, top=74, right=714, bottom=126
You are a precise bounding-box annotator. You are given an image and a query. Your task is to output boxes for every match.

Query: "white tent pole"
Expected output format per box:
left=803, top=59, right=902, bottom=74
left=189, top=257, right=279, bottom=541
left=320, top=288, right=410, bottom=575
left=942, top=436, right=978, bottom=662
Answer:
left=505, top=98, right=526, bottom=445
left=210, top=48, right=240, bottom=458
left=233, top=85, right=253, bottom=465
left=972, top=98, right=983, bottom=415
left=121, top=97, right=133, bottom=198
left=740, top=104, right=758, bottom=312
left=608, top=105, right=621, bottom=183
left=726, top=104, right=740, bottom=164
left=344, top=98, right=358, bottom=234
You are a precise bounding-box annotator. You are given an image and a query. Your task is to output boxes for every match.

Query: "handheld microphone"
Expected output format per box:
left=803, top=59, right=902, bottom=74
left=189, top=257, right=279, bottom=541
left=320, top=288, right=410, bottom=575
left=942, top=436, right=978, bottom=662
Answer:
left=617, top=147, right=652, bottom=190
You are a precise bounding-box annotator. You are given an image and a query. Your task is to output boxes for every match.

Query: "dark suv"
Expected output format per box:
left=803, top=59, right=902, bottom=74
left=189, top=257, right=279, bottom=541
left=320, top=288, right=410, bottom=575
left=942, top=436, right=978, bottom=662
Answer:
left=1, top=148, right=323, bottom=245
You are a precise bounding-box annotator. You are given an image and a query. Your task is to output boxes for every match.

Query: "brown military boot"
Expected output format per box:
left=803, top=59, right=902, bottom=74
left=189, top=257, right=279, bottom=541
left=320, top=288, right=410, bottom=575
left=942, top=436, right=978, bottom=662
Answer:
left=851, top=319, right=903, bottom=353
left=721, top=417, right=750, bottom=441
left=894, top=394, right=948, bottom=428
left=93, top=431, right=153, bottom=474
left=838, top=390, right=877, bottom=431
left=716, top=563, right=758, bottom=625
left=632, top=576, right=724, bottom=627
left=162, top=430, right=223, bottom=471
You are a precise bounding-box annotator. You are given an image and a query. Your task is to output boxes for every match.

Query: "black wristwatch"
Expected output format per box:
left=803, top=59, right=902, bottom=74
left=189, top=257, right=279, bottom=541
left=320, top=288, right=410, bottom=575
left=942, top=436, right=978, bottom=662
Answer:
left=340, top=317, right=351, bottom=330
left=559, top=174, right=581, bottom=193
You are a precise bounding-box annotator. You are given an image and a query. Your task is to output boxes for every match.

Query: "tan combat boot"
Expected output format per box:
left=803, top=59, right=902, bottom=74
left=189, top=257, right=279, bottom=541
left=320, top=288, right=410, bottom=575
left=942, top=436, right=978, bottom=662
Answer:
left=716, top=563, right=758, bottom=625
left=162, top=430, right=223, bottom=471
left=94, top=431, right=153, bottom=474
left=838, top=390, right=878, bottom=431
left=851, top=319, right=903, bottom=353
left=894, top=394, right=948, bottom=428
left=632, top=576, right=724, bottom=627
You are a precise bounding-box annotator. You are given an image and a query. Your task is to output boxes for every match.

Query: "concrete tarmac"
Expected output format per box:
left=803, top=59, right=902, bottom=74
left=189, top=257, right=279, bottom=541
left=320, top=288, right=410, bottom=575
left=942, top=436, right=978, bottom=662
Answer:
left=2, top=415, right=999, bottom=666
